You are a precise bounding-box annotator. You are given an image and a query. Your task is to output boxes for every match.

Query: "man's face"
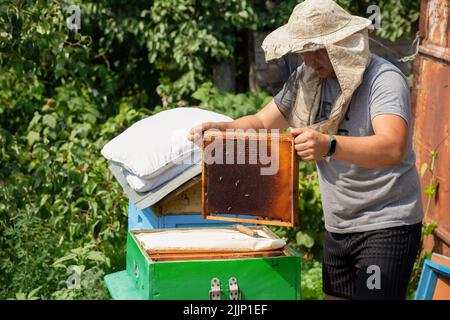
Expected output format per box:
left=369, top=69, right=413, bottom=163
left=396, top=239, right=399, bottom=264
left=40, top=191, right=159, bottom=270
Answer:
left=300, top=49, right=335, bottom=78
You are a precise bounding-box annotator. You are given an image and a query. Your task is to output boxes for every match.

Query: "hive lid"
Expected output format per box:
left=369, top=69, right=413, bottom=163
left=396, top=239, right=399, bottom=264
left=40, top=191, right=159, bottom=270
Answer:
left=202, top=130, right=299, bottom=227
left=108, top=161, right=202, bottom=209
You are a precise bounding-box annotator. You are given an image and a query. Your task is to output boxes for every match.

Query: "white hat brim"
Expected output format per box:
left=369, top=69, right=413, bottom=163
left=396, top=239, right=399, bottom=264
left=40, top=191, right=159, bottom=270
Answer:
left=262, top=16, right=372, bottom=61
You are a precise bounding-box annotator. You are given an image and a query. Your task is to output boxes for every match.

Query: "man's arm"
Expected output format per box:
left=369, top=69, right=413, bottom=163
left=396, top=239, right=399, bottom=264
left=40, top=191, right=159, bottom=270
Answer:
left=188, top=99, right=289, bottom=141
left=332, top=115, right=408, bottom=167
left=294, top=68, right=411, bottom=169
left=292, top=114, right=408, bottom=168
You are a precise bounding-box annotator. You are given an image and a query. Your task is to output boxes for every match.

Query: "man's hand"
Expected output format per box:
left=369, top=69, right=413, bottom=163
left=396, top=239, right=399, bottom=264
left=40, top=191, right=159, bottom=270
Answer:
left=188, top=122, right=225, bottom=143
left=187, top=100, right=290, bottom=143
left=292, top=127, right=330, bottom=161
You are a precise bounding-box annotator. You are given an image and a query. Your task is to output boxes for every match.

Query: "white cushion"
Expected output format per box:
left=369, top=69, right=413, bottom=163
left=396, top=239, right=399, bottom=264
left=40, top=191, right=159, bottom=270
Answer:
left=122, top=159, right=198, bottom=193
left=101, top=107, right=232, bottom=179
left=135, top=229, right=286, bottom=252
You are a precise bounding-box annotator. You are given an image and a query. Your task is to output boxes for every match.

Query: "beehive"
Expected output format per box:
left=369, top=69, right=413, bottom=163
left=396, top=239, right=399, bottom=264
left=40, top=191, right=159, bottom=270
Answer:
left=105, top=131, right=301, bottom=300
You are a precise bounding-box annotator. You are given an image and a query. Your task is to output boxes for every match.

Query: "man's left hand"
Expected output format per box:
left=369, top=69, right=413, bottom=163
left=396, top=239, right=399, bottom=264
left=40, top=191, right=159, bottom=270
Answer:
left=291, top=127, right=330, bottom=162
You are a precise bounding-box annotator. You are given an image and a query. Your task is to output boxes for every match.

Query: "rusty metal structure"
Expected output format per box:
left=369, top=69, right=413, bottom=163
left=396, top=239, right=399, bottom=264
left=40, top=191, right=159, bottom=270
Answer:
left=412, top=0, right=450, bottom=255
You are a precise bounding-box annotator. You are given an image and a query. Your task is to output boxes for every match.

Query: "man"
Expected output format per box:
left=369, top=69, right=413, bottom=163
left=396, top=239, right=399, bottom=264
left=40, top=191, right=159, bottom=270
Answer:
left=189, top=0, right=423, bottom=300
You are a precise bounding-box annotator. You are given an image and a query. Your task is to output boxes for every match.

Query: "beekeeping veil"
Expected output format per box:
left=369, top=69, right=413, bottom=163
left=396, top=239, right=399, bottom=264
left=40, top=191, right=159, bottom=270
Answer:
left=261, top=0, right=372, bottom=134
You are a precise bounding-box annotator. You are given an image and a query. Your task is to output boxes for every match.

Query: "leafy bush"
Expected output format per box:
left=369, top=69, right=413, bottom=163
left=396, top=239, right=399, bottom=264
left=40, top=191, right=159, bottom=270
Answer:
left=0, top=95, right=150, bottom=299
left=301, top=259, right=324, bottom=300
left=255, top=0, right=420, bottom=42
left=192, top=82, right=272, bottom=119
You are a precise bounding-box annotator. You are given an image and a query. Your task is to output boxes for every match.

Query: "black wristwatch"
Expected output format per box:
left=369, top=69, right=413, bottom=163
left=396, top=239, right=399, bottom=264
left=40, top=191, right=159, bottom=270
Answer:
left=324, top=135, right=337, bottom=159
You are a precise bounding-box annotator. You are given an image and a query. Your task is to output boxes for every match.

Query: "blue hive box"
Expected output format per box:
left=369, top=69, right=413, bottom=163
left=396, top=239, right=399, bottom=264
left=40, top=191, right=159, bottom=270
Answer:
left=128, top=200, right=255, bottom=230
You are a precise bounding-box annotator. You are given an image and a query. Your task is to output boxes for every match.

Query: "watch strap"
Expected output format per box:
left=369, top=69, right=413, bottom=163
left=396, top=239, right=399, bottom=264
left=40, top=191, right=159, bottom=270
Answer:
left=325, top=135, right=337, bottom=157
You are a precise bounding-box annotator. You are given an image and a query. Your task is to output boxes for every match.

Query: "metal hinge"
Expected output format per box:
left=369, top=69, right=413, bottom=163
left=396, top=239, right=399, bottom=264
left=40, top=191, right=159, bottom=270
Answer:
left=208, top=277, right=221, bottom=300
left=228, top=277, right=241, bottom=300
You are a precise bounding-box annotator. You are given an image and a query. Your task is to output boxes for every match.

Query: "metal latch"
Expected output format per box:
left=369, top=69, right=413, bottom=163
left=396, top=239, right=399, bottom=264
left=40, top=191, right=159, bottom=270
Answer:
left=228, top=277, right=241, bottom=300
left=208, top=277, right=221, bottom=300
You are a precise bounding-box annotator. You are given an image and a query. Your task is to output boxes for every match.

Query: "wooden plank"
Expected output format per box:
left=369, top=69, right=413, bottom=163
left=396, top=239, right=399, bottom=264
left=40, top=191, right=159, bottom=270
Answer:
left=148, top=250, right=285, bottom=262
left=132, top=225, right=267, bottom=235
left=236, top=224, right=257, bottom=237
left=154, top=177, right=202, bottom=215
left=148, top=249, right=284, bottom=255
left=204, top=215, right=294, bottom=227
left=145, top=247, right=283, bottom=254
left=432, top=253, right=450, bottom=300
left=291, top=139, right=299, bottom=226
left=164, top=176, right=201, bottom=200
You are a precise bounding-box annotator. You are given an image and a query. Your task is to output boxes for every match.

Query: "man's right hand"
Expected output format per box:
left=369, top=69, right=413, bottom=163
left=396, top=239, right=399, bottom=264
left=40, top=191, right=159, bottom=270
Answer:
left=187, top=121, right=226, bottom=143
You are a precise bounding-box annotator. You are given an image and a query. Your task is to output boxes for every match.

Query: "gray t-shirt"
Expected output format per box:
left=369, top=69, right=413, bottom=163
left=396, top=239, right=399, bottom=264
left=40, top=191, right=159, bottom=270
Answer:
left=274, top=54, right=423, bottom=234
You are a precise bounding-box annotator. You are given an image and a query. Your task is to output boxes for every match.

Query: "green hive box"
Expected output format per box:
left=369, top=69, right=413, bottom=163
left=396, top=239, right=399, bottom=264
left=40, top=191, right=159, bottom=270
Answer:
left=105, top=227, right=301, bottom=300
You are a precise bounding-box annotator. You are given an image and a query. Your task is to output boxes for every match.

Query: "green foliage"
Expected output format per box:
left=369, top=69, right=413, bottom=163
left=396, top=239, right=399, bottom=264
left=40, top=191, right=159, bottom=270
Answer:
left=141, top=0, right=256, bottom=105
left=0, top=93, right=148, bottom=299
left=9, top=287, right=42, bottom=301
left=50, top=242, right=111, bottom=299
left=333, top=0, right=421, bottom=42
left=301, top=259, right=324, bottom=300
left=192, top=82, right=272, bottom=119
left=254, top=0, right=420, bottom=42
left=0, top=0, right=151, bottom=299
left=407, top=237, right=434, bottom=300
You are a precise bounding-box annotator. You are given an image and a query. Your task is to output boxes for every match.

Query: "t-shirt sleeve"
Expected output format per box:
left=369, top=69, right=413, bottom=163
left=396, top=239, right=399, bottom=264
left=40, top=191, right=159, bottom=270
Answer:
left=369, top=70, right=411, bottom=126
left=273, top=65, right=303, bottom=119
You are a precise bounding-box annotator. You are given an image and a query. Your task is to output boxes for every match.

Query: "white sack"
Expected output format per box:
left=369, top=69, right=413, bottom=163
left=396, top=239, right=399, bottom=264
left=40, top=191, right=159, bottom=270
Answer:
left=135, top=229, right=286, bottom=252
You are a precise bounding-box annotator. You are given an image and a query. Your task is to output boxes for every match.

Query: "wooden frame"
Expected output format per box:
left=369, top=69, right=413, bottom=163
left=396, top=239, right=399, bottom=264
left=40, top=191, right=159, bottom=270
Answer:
left=415, top=259, right=450, bottom=300
left=153, top=176, right=202, bottom=216
left=201, top=131, right=299, bottom=227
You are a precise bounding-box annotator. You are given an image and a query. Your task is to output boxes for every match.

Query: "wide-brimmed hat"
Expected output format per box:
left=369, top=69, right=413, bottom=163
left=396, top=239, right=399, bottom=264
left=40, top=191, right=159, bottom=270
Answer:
left=262, top=0, right=372, bottom=61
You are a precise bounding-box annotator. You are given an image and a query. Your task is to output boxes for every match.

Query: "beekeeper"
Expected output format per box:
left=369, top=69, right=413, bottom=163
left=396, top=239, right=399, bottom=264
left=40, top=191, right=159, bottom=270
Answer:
left=189, top=0, right=423, bottom=300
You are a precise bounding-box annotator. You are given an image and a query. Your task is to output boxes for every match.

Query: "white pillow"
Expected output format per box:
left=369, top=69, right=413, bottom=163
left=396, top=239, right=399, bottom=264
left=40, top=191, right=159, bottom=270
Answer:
left=122, top=152, right=200, bottom=192
left=135, top=229, right=286, bottom=252
left=101, top=107, right=232, bottom=179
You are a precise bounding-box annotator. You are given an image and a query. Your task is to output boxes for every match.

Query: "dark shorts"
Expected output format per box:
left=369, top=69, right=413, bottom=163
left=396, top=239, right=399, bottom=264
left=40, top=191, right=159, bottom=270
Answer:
left=322, top=223, right=422, bottom=300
